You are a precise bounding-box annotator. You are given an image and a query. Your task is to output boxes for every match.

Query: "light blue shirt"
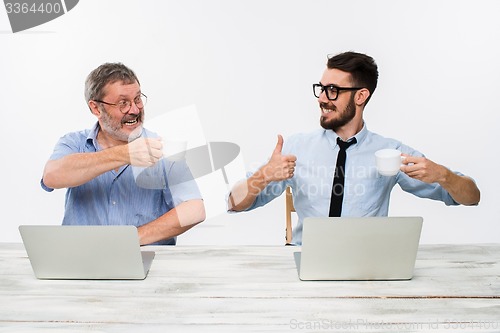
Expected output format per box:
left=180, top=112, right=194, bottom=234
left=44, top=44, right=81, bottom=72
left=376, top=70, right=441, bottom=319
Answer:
left=41, top=123, right=202, bottom=245
left=245, top=124, right=462, bottom=245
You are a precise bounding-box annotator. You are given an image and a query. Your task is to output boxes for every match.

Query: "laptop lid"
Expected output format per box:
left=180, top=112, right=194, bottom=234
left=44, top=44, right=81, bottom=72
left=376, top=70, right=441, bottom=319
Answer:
left=19, top=225, right=155, bottom=280
left=297, top=217, right=423, bottom=281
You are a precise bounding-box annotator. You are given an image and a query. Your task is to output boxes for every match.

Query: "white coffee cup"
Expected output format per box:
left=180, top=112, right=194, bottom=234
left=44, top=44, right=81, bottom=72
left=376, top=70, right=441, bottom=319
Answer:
left=375, top=148, right=404, bottom=176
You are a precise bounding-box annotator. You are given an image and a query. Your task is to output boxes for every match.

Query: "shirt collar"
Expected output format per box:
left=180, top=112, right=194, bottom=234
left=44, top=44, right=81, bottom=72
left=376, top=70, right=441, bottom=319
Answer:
left=86, top=122, right=100, bottom=150
left=325, top=122, right=369, bottom=148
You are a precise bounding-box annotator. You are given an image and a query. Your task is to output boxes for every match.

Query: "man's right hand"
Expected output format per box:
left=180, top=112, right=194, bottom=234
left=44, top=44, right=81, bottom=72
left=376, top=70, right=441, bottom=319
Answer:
left=261, top=135, right=297, bottom=182
left=127, top=137, right=164, bottom=167
left=227, top=134, right=297, bottom=211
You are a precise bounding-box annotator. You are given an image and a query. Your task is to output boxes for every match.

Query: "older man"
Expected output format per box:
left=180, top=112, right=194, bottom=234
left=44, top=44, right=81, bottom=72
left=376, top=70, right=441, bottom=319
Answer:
left=42, top=63, right=205, bottom=245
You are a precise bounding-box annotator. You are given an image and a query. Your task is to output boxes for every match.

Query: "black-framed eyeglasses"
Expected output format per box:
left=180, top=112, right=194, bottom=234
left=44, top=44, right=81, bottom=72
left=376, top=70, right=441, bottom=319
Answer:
left=313, top=83, right=362, bottom=101
left=94, top=93, right=147, bottom=113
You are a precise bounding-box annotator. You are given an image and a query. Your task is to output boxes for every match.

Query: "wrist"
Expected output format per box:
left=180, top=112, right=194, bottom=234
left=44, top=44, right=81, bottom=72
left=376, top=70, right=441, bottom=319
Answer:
left=113, top=144, right=130, bottom=165
left=437, top=166, right=453, bottom=185
left=258, top=164, right=275, bottom=184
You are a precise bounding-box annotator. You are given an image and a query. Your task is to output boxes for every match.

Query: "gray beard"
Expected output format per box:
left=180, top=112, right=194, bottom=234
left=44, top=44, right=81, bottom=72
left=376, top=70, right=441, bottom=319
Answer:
left=99, top=107, right=143, bottom=142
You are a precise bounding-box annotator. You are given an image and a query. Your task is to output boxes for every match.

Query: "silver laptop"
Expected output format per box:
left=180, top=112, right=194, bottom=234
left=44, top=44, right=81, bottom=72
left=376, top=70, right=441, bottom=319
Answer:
left=296, top=217, right=423, bottom=281
left=19, top=225, right=155, bottom=280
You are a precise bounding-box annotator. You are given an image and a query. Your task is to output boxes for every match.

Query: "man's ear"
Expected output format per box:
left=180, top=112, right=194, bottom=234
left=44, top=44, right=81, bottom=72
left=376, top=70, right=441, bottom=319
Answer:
left=355, top=88, right=370, bottom=106
left=88, top=100, right=101, bottom=117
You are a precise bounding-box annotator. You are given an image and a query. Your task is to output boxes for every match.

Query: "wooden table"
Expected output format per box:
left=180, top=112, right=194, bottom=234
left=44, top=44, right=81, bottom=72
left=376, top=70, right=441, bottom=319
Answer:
left=1, top=244, right=499, bottom=332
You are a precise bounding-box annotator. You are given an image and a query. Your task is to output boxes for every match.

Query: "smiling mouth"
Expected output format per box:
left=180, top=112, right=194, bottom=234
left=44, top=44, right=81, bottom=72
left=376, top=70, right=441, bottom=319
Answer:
left=122, top=115, right=140, bottom=126
left=321, top=106, right=335, bottom=114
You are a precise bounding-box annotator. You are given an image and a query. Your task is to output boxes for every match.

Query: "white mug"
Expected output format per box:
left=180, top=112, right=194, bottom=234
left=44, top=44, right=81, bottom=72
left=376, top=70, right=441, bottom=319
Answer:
left=375, top=149, right=404, bottom=176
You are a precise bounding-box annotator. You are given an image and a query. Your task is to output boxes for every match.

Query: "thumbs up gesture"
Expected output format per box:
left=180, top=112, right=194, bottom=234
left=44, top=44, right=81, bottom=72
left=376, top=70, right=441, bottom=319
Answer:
left=262, top=135, right=297, bottom=182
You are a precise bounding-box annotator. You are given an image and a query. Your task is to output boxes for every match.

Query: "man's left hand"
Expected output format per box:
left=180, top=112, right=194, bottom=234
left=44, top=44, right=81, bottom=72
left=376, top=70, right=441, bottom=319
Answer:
left=400, top=154, right=448, bottom=184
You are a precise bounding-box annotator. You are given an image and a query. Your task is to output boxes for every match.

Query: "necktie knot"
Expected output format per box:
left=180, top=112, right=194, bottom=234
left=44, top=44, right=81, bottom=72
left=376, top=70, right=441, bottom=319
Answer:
left=337, top=137, right=357, bottom=151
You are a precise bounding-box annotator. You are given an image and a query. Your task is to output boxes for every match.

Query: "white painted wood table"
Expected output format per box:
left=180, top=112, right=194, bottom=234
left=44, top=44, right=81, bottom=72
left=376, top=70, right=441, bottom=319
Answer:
left=1, top=244, right=499, bottom=332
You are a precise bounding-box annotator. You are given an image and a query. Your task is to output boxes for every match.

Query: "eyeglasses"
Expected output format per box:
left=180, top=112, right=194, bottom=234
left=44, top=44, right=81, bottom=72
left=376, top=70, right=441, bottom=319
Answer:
left=313, top=83, right=362, bottom=101
left=94, top=93, right=147, bottom=113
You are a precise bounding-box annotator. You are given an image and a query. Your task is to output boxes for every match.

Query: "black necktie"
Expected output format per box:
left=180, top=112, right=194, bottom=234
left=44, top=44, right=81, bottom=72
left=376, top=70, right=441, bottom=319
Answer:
left=329, top=137, right=357, bottom=217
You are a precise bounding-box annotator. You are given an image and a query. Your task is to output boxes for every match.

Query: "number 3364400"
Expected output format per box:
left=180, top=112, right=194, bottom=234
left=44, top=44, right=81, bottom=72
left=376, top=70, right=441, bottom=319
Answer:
left=5, top=2, right=62, bottom=14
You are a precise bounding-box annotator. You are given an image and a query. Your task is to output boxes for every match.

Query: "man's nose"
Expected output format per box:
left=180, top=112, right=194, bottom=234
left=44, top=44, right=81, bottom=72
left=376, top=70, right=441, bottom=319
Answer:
left=128, top=102, right=141, bottom=114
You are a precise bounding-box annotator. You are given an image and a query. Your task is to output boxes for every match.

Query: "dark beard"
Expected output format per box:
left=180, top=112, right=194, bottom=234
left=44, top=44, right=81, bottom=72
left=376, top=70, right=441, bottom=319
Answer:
left=320, top=92, right=356, bottom=131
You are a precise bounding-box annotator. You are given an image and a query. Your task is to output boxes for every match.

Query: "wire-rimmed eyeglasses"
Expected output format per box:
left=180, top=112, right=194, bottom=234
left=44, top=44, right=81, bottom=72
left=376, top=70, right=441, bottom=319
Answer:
left=94, top=93, right=147, bottom=113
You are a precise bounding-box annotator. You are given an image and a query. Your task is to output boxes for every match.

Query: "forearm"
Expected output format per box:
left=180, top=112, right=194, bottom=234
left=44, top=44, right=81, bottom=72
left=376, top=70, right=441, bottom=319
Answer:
left=228, top=167, right=272, bottom=212
left=438, top=170, right=480, bottom=206
left=137, top=199, right=205, bottom=245
left=401, top=155, right=480, bottom=206
left=42, top=146, right=128, bottom=189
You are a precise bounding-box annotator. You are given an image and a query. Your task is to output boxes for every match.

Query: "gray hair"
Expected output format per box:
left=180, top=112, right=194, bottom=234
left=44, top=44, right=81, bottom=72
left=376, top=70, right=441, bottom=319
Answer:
left=84, top=62, right=140, bottom=103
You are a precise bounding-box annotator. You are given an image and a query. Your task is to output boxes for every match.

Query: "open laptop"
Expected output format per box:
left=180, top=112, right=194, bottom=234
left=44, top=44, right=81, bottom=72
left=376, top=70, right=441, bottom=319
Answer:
left=295, top=217, right=423, bottom=281
left=19, top=225, right=155, bottom=280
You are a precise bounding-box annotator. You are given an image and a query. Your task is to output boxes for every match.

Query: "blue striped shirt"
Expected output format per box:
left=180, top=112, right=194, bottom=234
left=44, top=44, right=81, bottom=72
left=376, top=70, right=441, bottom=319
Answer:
left=41, top=123, right=202, bottom=245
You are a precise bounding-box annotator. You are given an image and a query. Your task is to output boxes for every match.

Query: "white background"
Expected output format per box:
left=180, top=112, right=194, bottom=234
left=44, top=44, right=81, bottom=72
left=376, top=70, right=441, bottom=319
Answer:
left=1, top=0, right=498, bottom=245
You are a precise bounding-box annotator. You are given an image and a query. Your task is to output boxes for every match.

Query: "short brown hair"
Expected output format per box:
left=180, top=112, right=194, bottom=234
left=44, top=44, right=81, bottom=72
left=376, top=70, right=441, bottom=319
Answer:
left=84, top=62, right=140, bottom=102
